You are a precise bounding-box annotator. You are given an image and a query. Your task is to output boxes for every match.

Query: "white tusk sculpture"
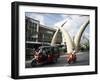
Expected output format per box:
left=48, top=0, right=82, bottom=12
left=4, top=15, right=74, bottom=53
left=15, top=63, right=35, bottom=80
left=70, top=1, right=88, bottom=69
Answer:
left=51, top=20, right=68, bottom=46
left=51, top=28, right=60, bottom=46
left=74, top=19, right=89, bottom=51
left=59, top=27, right=74, bottom=53
left=51, top=19, right=89, bottom=54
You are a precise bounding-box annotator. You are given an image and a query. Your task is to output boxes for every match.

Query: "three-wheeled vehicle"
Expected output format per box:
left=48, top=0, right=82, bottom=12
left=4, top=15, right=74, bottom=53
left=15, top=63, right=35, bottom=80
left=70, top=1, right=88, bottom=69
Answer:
left=31, top=46, right=60, bottom=67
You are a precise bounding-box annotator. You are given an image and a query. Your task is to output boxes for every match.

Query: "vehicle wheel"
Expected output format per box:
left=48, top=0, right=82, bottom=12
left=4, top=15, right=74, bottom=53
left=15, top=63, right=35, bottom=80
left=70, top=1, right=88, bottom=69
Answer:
left=73, top=58, right=77, bottom=63
left=67, top=54, right=72, bottom=64
left=73, top=55, right=77, bottom=63
left=68, top=61, right=71, bottom=64
left=53, top=58, right=57, bottom=63
left=31, top=60, right=36, bottom=67
left=67, top=59, right=72, bottom=64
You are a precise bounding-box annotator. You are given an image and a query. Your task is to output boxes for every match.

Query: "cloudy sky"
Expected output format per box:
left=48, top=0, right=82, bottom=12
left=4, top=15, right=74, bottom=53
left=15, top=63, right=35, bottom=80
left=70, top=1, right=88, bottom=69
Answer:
left=25, top=12, right=89, bottom=43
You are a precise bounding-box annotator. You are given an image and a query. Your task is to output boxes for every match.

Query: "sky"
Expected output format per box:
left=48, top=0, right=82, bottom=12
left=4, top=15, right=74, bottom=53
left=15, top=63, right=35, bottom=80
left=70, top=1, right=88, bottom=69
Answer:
left=25, top=12, right=89, bottom=44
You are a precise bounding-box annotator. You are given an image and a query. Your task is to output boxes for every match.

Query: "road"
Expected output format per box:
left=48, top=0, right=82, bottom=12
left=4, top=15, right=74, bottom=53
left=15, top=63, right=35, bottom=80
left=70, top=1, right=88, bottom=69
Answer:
left=25, top=51, right=89, bottom=68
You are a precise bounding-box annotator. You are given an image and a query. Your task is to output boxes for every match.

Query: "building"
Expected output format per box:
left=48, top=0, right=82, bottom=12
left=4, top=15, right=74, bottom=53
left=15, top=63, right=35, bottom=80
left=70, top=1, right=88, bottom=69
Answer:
left=38, top=24, right=62, bottom=44
left=25, top=16, right=62, bottom=60
left=25, top=16, right=39, bottom=42
left=25, top=16, right=62, bottom=49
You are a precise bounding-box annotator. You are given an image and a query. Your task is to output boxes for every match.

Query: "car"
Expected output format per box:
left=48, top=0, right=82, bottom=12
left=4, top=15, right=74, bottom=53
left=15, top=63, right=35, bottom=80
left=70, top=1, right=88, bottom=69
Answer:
left=31, top=46, right=60, bottom=67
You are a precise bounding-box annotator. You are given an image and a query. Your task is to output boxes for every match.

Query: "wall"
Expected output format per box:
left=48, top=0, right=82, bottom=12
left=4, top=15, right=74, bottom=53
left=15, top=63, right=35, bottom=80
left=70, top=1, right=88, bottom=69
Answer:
left=0, top=0, right=99, bottom=81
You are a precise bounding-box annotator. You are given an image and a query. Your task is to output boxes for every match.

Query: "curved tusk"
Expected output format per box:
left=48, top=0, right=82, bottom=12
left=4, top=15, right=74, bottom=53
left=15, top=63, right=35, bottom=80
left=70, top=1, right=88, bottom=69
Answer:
left=74, top=19, right=89, bottom=51
left=59, top=27, right=74, bottom=53
left=51, top=28, right=60, bottom=46
left=51, top=20, right=68, bottom=46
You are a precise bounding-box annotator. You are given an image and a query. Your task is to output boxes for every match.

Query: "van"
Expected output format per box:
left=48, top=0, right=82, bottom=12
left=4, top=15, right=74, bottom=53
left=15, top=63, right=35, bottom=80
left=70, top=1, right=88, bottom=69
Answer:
left=31, top=46, right=60, bottom=67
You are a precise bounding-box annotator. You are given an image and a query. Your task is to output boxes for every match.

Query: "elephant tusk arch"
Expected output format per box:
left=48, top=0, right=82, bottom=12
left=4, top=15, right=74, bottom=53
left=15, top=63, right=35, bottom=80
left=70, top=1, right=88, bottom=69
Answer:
left=74, top=19, right=89, bottom=51
left=51, top=28, right=60, bottom=46
left=59, top=27, right=74, bottom=53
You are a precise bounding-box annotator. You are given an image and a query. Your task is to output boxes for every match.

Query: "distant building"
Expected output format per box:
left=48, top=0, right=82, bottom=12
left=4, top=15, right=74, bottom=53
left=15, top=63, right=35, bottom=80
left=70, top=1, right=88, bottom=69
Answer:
left=25, top=16, right=62, bottom=49
left=25, top=16, right=39, bottom=42
left=25, top=16, right=62, bottom=60
left=38, top=24, right=62, bottom=44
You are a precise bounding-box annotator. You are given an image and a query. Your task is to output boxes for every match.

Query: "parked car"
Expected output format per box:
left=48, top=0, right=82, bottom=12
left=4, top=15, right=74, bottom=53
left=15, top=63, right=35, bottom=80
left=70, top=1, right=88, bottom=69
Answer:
left=31, top=46, right=60, bottom=67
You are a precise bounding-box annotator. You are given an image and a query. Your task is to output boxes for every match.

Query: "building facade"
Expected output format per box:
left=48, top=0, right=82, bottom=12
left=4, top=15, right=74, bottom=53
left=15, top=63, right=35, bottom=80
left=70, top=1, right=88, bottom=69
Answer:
left=25, top=16, right=39, bottom=42
left=25, top=16, right=62, bottom=60
left=25, top=16, right=62, bottom=48
left=38, top=25, right=62, bottom=44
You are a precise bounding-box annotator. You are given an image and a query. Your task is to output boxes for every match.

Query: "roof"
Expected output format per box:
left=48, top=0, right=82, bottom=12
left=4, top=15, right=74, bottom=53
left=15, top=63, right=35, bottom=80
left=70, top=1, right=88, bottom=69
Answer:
left=26, top=16, right=57, bottom=31
left=40, top=24, right=57, bottom=31
left=25, top=16, right=40, bottom=23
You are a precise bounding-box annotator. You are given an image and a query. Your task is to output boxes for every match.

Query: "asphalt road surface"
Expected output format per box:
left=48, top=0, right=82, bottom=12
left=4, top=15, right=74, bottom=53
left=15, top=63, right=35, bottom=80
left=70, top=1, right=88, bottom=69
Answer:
left=25, top=51, right=89, bottom=68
